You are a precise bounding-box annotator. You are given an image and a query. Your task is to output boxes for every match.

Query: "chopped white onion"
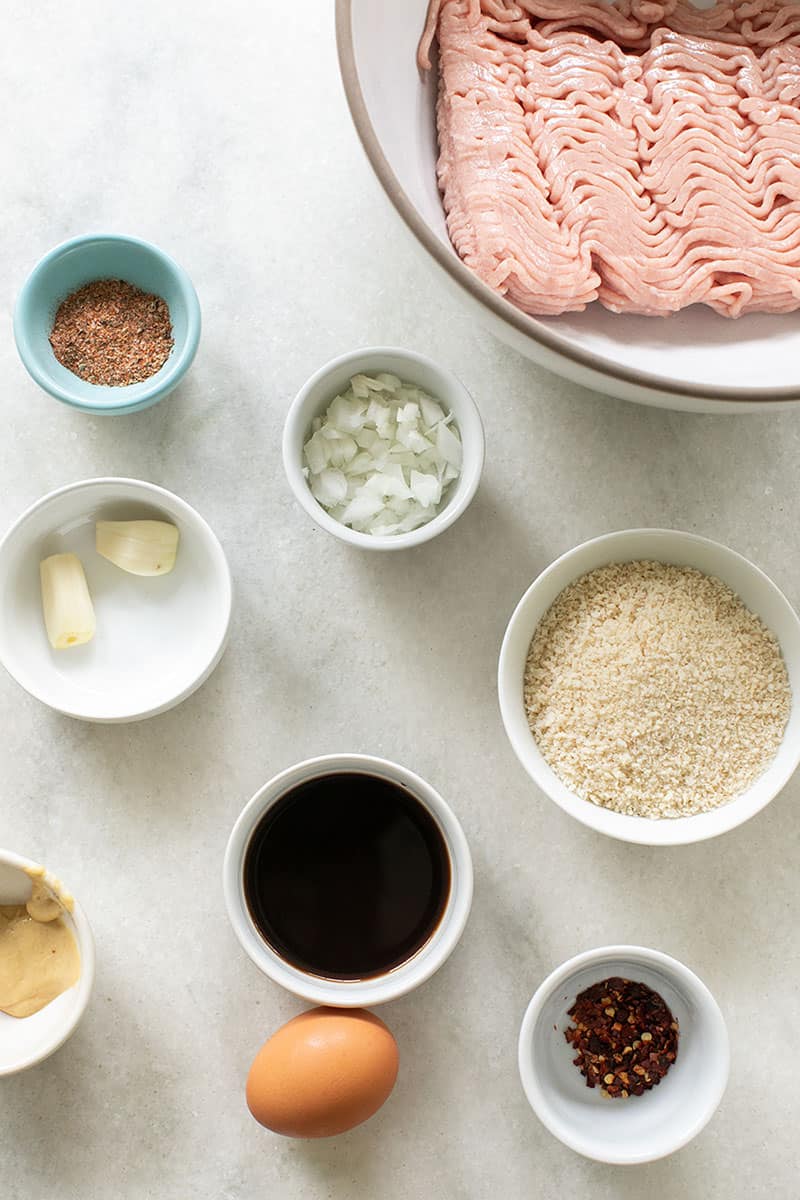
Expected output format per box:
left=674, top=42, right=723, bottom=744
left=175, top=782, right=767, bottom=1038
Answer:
left=302, top=373, right=463, bottom=537
left=435, top=421, right=462, bottom=470
left=310, top=468, right=348, bottom=508
left=410, top=470, right=442, bottom=508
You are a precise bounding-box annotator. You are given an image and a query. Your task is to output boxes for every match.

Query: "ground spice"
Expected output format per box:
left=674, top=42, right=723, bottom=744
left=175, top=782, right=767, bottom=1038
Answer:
left=49, top=279, right=173, bottom=387
left=565, top=977, right=678, bottom=1099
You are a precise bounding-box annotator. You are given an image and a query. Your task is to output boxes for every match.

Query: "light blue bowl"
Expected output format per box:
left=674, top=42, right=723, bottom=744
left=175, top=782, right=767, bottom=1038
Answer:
left=14, top=234, right=201, bottom=415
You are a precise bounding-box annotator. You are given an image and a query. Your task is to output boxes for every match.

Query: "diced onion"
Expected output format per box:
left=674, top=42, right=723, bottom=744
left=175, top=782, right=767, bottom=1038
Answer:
left=302, top=373, right=463, bottom=537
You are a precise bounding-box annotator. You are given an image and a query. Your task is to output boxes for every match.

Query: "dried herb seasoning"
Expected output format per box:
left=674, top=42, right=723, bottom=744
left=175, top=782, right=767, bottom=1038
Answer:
left=565, top=977, right=678, bottom=1099
left=49, top=279, right=173, bottom=387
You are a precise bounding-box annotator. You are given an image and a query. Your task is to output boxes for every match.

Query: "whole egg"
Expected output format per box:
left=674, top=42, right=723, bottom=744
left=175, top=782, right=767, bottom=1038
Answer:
left=246, top=1006, right=399, bottom=1138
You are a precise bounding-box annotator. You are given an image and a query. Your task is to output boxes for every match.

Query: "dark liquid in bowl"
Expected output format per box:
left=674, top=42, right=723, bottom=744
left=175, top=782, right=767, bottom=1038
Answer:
left=243, top=772, right=452, bottom=980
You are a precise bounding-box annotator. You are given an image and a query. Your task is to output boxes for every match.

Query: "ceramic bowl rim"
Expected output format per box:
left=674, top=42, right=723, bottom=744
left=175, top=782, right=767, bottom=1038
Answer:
left=498, top=527, right=800, bottom=845
left=517, top=944, right=730, bottom=1164
left=0, top=849, right=95, bottom=1076
left=222, top=752, right=474, bottom=1005
left=334, top=0, right=800, bottom=405
left=0, top=476, right=233, bottom=722
left=13, top=232, right=201, bottom=414
left=282, top=345, right=485, bottom=551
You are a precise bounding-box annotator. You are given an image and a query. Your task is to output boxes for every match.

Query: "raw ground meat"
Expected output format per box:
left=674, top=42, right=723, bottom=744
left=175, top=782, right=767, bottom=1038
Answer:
left=420, top=0, right=800, bottom=316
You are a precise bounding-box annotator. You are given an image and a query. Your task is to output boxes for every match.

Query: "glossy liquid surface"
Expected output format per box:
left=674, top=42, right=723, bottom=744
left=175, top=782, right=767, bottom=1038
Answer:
left=243, top=772, right=451, bottom=979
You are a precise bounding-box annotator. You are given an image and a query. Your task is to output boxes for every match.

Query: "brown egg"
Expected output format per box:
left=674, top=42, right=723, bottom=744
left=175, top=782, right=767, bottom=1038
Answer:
left=246, top=1006, right=399, bottom=1138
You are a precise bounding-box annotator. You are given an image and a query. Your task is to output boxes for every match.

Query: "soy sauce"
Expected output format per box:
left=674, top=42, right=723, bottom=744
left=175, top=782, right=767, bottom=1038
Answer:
left=243, top=772, right=451, bottom=980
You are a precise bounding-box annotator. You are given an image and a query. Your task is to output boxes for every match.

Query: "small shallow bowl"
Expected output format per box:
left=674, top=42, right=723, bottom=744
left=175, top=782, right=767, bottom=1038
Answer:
left=282, top=346, right=484, bottom=550
left=518, top=945, right=730, bottom=1164
left=0, top=478, right=232, bottom=722
left=14, top=233, right=201, bottom=415
left=498, top=528, right=800, bottom=845
left=0, top=851, right=95, bottom=1076
left=223, top=753, right=473, bottom=1006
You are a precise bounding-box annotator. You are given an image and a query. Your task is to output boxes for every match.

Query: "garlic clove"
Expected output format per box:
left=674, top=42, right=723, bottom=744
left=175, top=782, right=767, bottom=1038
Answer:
left=96, top=520, right=179, bottom=576
left=40, top=553, right=96, bottom=650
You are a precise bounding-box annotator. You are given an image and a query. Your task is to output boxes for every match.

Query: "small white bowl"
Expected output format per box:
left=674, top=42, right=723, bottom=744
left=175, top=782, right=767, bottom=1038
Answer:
left=0, top=478, right=232, bottom=722
left=223, top=753, right=473, bottom=1006
left=499, top=528, right=800, bottom=845
left=282, top=347, right=484, bottom=550
left=518, top=945, right=730, bottom=1164
left=0, top=851, right=95, bottom=1076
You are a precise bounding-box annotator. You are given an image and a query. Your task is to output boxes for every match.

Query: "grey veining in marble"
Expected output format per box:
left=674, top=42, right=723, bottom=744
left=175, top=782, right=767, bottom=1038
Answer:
left=1, top=3, right=798, bottom=1198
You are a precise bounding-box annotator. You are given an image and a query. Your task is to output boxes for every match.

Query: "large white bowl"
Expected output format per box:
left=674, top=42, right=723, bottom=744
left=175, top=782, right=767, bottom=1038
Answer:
left=283, top=346, right=484, bottom=551
left=223, top=754, right=473, bottom=1006
left=0, top=478, right=232, bottom=722
left=518, top=945, right=729, bottom=1164
left=0, top=851, right=95, bottom=1076
left=337, top=0, right=800, bottom=412
left=498, top=529, right=800, bottom=845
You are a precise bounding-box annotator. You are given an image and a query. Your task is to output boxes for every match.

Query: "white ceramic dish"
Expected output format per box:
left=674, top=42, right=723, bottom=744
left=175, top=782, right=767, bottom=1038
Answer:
left=283, top=346, right=484, bottom=550
left=223, top=753, right=473, bottom=1006
left=498, top=528, right=800, bottom=845
left=0, top=851, right=95, bottom=1076
left=336, top=0, right=800, bottom=412
left=518, top=945, right=730, bottom=1164
left=0, top=478, right=232, bottom=722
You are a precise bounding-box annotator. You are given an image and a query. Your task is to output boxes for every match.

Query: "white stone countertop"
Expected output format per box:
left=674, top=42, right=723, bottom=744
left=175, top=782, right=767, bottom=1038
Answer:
left=1, top=3, right=798, bottom=1198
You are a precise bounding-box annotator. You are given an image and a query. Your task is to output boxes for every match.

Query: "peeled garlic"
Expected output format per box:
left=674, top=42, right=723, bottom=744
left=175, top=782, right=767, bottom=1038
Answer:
left=96, top=520, right=179, bottom=576
left=40, top=553, right=95, bottom=650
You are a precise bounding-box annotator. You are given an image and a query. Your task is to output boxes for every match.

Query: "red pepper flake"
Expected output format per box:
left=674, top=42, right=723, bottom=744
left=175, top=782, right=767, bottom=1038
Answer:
left=49, top=279, right=173, bottom=387
left=565, top=977, right=678, bottom=1098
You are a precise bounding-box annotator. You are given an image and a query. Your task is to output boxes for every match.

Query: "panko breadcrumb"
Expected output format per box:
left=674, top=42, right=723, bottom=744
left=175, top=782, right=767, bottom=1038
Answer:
left=523, top=561, right=791, bottom=819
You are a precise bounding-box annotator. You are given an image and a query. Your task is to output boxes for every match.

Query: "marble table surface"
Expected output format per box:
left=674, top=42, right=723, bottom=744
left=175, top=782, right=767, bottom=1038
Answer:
left=2, top=3, right=798, bottom=1197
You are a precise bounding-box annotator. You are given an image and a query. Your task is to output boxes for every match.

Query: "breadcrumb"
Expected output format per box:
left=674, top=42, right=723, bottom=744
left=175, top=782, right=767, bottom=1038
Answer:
left=524, top=561, right=791, bottom=818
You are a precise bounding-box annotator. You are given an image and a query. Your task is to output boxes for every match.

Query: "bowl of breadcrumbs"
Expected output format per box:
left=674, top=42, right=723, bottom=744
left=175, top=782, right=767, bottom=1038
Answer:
left=498, top=529, right=800, bottom=845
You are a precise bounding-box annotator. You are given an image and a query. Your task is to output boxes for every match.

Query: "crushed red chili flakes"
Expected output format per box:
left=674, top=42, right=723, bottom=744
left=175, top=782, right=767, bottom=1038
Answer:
left=49, top=279, right=173, bottom=387
left=565, top=977, right=678, bottom=1099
